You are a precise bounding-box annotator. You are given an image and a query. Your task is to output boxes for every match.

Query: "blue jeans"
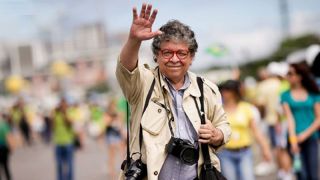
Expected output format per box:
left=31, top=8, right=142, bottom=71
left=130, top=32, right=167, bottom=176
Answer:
left=55, top=144, right=74, bottom=180
left=296, top=137, right=318, bottom=180
left=218, top=147, right=255, bottom=180
left=268, top=125, right=277, bottom=148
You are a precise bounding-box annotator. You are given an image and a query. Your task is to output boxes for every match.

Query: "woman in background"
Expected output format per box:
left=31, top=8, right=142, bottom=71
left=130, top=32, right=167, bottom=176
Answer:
left=281, top=62, right=320, bottom=180
left=218, top=80, right=272, bottom=180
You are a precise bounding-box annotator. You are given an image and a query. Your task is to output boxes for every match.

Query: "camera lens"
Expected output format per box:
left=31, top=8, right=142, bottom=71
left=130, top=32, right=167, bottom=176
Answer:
left=181, top=147, right=198, bottom=165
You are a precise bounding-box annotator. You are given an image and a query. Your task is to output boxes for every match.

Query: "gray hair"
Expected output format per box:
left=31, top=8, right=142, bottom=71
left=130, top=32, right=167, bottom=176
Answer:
left=152, top=20, right=198, bottom=61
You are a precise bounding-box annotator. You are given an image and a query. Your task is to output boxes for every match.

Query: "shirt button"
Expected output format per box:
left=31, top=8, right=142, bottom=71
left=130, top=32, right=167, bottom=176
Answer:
left=154, top=171, right=158, bottom=176
left=158, top=109, right=162, bottom=113
left=176, top=161, right=179, bottom=164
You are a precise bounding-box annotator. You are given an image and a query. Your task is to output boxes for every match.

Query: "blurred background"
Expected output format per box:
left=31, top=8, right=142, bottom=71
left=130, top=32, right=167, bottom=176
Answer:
left=0, top=0, right=319, bottom=180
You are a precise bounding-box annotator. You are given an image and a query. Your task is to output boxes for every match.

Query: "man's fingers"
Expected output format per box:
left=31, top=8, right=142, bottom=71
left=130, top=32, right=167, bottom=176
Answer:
left=199, top=133, right=212, bottom=139
left=139, top=3, right=147, bottom=18
left=149, top=9, right=158, bottom=25
left=144, top=4, right=152, bottom=20
left=198, top=128, right=211, bottom=134
left=132, top=7, right=138, bottom=21
left=144, top=31, right=162, bottom=40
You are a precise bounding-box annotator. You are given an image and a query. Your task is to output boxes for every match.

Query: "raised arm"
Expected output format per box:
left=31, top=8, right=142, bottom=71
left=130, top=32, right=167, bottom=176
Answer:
left=120, top=3, right=162, bottom=71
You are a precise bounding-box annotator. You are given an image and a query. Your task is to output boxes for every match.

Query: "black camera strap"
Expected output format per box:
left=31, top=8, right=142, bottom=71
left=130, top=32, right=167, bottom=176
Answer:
left=140, top=78, right=156, bottom=149
left=124, top=78, right=155, bottom=169
left=125, top=101, right=130, bottom=167
left=194, top=77, right=215, bottom=170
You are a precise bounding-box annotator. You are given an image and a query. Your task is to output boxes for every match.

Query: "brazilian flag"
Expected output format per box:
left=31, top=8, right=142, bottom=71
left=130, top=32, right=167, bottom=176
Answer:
left=206, top=44, right=228, bottom=58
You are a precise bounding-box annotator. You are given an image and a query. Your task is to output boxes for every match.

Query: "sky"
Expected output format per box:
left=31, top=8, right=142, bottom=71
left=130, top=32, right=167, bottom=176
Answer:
left=0, top=0, right=320, bottom=69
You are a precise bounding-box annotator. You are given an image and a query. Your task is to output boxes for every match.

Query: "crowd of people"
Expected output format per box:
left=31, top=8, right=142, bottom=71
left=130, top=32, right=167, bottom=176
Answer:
left=1, top=3, right=320, bottom=180
left=0, top=96, right=127, bottom=180
left=218, top=58, right=320, bottom=180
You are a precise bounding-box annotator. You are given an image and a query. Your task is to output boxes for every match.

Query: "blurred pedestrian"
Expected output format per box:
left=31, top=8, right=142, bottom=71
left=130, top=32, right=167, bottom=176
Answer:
left=104, top=99, right=126, bottom=180
left=266, top=62, right=292, bottom=180
left=255, top=64, right=282, bottom=152
left=0, top=113, right=15, bottom=180
left=10, top=98, right=32, bottom=146
left=281, top=62, right=320, bottom=180
left=41, top=114, right=52, bottom=144
left=87, top=103, right=106, bottom=139
left=67, top=103, right=85, bottom=150
left=51, top=98, right=75, bottom=180
left=218, top=80, right=272, bottom=180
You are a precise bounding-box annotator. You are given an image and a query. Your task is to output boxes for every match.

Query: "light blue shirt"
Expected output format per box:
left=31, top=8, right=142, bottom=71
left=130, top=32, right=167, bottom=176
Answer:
left=159, top=74, right=198, bottom=180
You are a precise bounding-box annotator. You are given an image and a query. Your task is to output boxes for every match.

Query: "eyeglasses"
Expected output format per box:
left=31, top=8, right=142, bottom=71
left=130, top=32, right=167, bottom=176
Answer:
left=160, top=49, right=190, bottom=60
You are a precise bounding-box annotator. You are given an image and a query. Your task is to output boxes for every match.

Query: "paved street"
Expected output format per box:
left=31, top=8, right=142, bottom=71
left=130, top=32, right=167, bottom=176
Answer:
left=10, top=137, right=276, bottom=180
left=11, top=137, right=115, bottom=180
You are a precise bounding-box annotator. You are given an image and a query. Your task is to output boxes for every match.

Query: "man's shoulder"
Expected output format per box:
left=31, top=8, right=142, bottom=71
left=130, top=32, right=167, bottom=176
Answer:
left=196, top=75, right=219, bottom=95
left=189, top=72, right=219, bottom=95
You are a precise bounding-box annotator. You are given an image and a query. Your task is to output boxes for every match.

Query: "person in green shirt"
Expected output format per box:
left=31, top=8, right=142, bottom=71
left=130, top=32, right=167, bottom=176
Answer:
left=0, top=113, right=13, bottom=180
left=51, top=98, right=75, bottom=180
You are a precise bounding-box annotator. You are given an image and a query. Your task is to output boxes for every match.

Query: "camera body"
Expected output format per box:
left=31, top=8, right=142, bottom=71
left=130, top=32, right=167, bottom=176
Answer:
left=165, top=137, right=199, bottom=165
left=121, top=158, right=147, bottom=180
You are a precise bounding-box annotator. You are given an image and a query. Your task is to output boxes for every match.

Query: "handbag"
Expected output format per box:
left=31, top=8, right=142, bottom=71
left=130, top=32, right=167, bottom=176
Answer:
left=195, top=77, right=227, bottom=180
left=199, top=163, right=226, bottom=180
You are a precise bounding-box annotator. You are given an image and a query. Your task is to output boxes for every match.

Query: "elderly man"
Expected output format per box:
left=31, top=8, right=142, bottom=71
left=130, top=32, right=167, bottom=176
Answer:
left=116, top=3, right=231, bottom=180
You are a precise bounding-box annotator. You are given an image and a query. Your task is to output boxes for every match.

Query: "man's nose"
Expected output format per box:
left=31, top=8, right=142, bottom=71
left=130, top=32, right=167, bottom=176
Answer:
left=169, top=53, right=180, bottom=63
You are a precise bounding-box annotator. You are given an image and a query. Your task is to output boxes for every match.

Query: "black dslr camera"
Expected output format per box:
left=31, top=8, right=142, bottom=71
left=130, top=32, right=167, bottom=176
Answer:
left=121, top=153, right=147, bottom=180
left=165, top=137, right=199, bottom=165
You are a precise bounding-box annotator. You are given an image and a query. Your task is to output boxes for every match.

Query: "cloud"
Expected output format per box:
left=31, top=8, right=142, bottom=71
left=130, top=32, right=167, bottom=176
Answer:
left=219, top=27, right=281, bottom=63
left=290, top=11, right=320, bottom=36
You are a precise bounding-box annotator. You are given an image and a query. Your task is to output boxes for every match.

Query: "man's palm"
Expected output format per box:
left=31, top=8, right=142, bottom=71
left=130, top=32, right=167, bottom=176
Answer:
left=131, top=19, right=154, bottom=40
left=129, top=4, right=161, bottom=41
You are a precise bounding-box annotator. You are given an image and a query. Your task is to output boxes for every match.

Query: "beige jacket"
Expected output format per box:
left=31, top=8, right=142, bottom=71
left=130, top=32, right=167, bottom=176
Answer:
left=116, top=59, right=231, bottom=180
left=255, top=77, right=281, bottom=125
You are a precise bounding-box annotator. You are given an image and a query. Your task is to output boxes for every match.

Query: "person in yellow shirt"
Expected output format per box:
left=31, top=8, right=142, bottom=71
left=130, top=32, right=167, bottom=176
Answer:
left=218, top=80, right=272, bottom=180
left=51, top=98, right=75, bottom=180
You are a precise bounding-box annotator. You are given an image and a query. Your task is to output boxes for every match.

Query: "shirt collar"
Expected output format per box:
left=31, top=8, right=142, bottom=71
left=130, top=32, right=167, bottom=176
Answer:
left=154, top=67, right=201, bottom=98
left=164, top=74, right=191, bottom=92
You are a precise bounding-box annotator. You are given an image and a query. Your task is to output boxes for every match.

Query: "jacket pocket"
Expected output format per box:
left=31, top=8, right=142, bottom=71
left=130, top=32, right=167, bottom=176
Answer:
left=141, top=100, right=167, bottom=136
